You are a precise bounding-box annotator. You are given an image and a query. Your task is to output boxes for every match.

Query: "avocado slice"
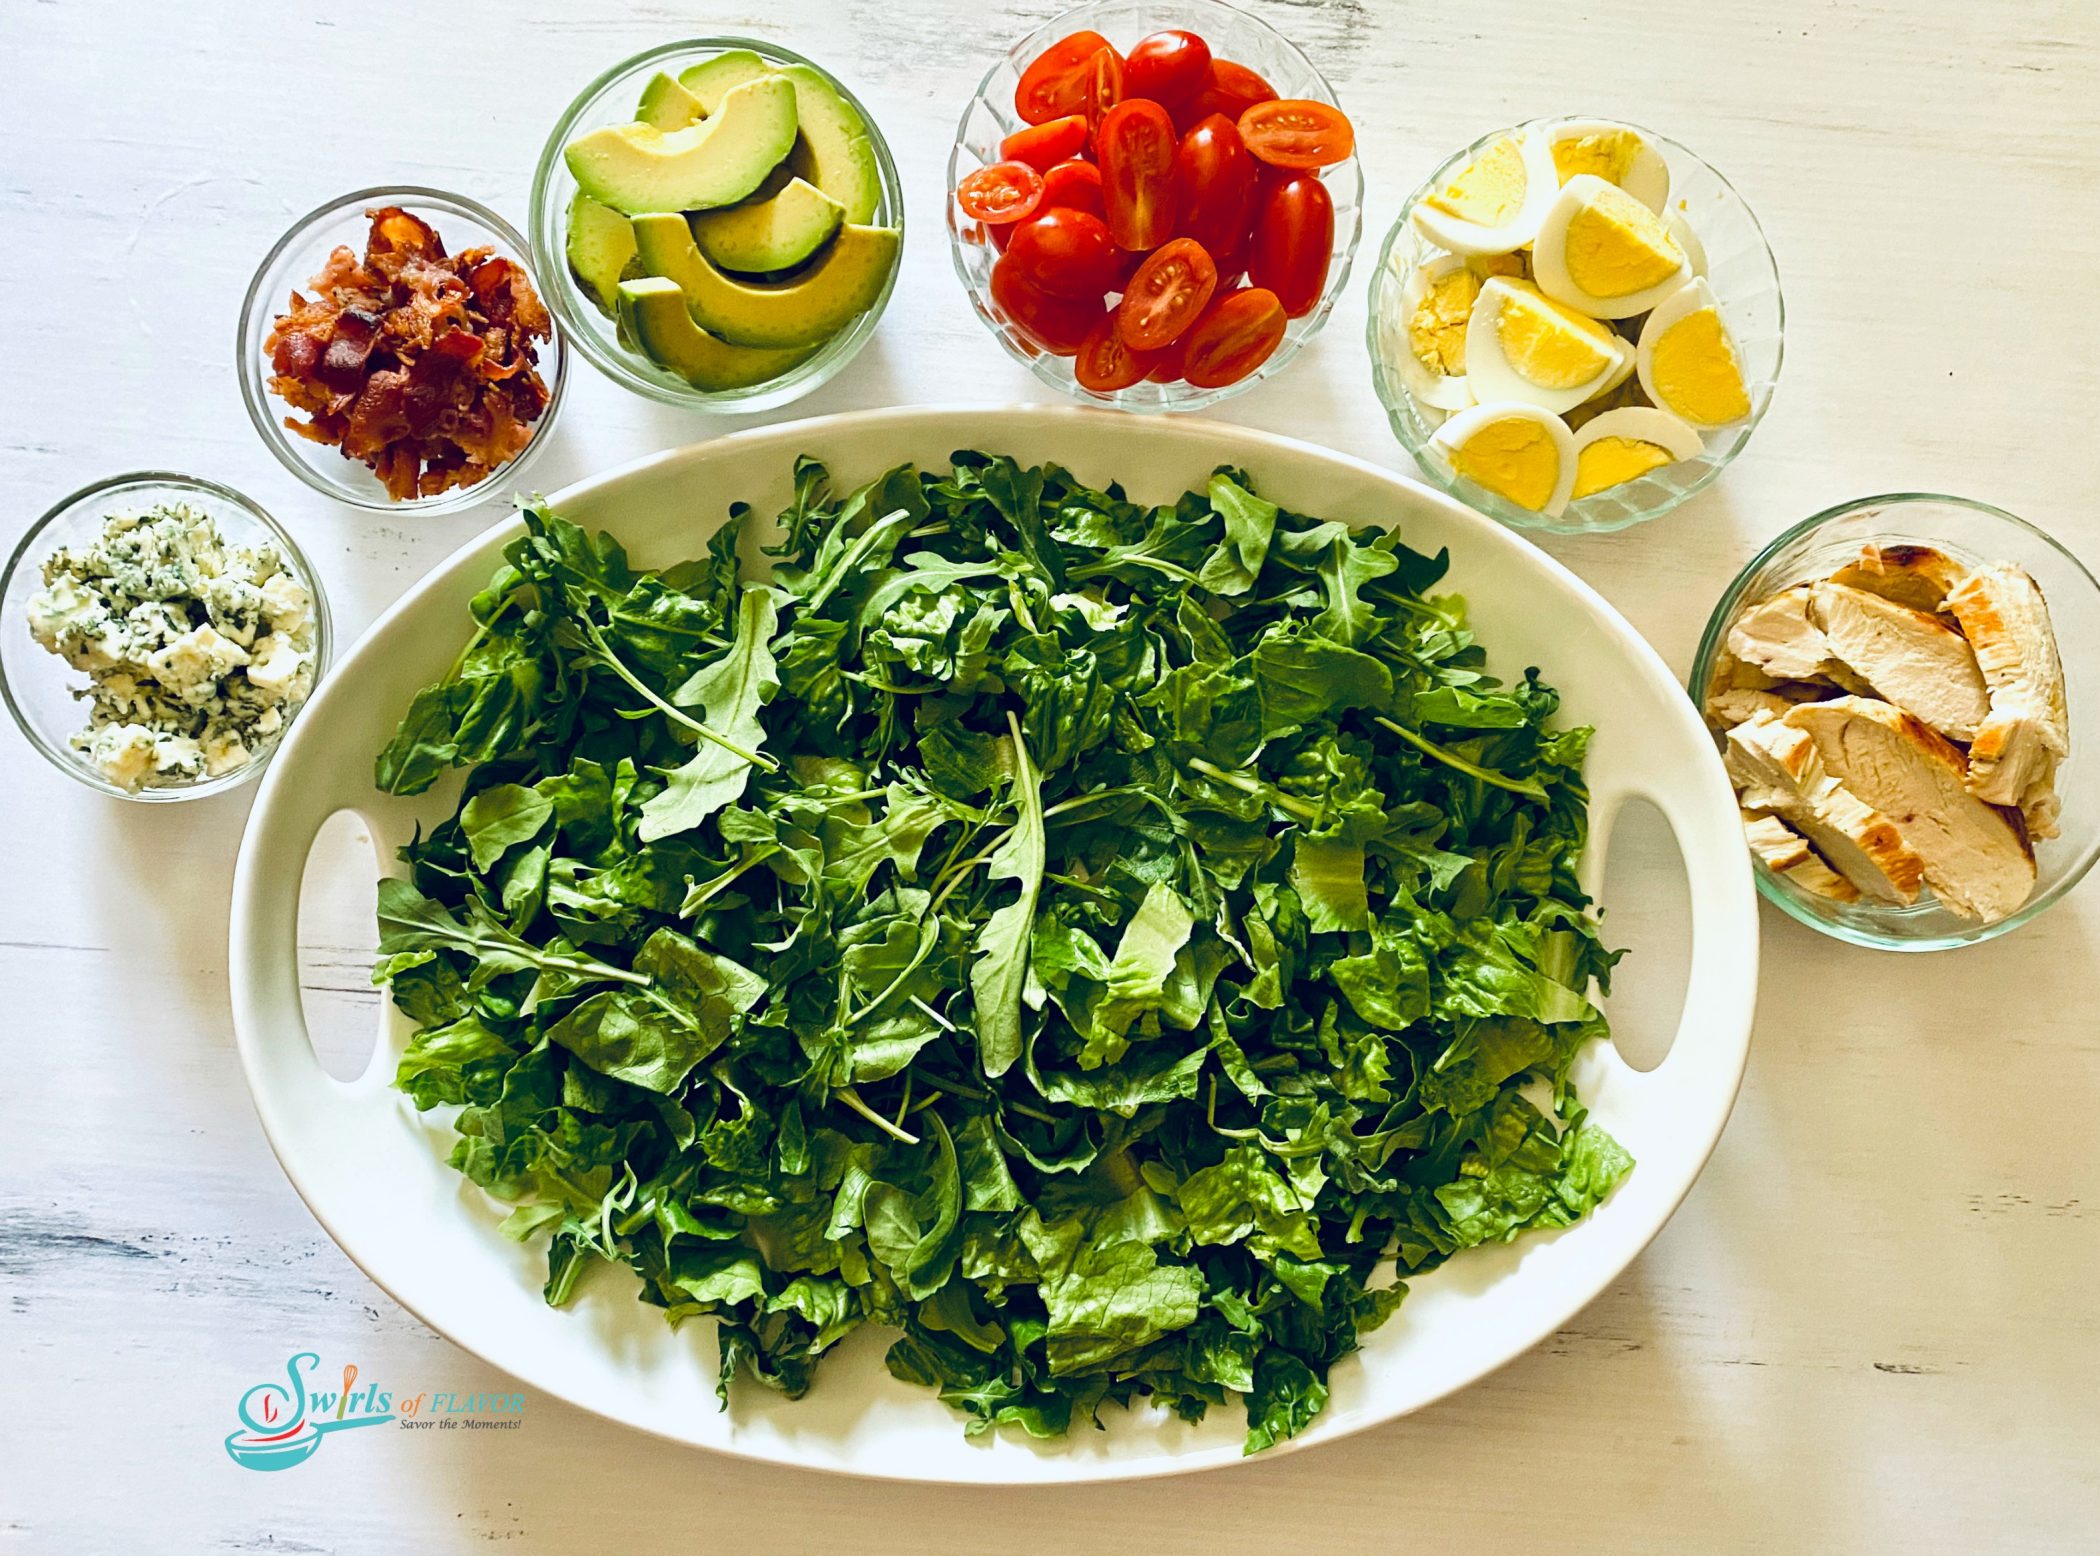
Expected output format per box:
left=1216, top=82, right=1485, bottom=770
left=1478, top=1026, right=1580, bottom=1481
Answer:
left=630, top=213, right=898, bottom=349
left=564, top=74, right=798, bottom=215
left=616, top=277, right=817, bottom=390
left=678, top=53, right=882, bottom=223
left=690, top=176, right=845, bottom=274
left=565, top=191, right=641, bottom=315
left=634, top=70, right=705, bottom=131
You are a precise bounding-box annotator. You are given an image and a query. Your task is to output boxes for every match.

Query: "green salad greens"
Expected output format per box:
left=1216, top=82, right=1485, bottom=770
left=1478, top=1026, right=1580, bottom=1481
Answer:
left=373, top=451, right=1629, bottom=1453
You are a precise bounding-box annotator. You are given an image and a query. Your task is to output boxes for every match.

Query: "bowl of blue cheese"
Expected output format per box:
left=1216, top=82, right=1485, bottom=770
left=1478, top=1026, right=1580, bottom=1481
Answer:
left=2, top=472, right=330, bottom=800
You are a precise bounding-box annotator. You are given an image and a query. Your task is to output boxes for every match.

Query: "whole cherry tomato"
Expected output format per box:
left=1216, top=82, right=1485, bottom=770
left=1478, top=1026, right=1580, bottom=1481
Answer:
left=1238, top=99, right=1356, bottom=169
left=1173, top=113, right=1256, bottom=259
left=1009, top=207, right=1119, bottom=299
left=1074, top=313, right=1158, bottom=391
left=1015, top=31, right=1116, bottom=124
left=1180, top=58, right=1277, bottom=130
left=1122, top=30, right=1212, bottom=108
left=1096, top=99, right=1179, bottom=250
left=957, top=159, right=1045, bottom=223
left=1040, top=158, right=1105, bottom=218
left=1000, top=115, right=1089, bottom=172
left=1179, top=285, right=1287, bottom=387
left=991, top=253, right=1102, bottom=355
left=1117, top=237, right=1217, bottom=350
left=1247, top=173, right=1334, bottom=317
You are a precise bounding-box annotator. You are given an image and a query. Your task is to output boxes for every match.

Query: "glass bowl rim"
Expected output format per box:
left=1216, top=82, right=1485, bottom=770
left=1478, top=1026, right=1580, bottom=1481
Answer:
left=526, top=35, right=906, bottom=411
left=0, top=469, right=335, bottom=803
left=943, top=0, right=1364, bottom=413
left=1689, top=488, right=2100, bottom=951
left=1368, top=115, right=1785, bottom=535
left=236, top=183, right=570, bottom=516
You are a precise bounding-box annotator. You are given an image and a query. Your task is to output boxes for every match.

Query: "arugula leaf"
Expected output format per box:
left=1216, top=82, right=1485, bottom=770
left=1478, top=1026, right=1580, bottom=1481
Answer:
left=639, top=587, right=780, bottom=841
left=968, top=716, right=1045, bottom=1079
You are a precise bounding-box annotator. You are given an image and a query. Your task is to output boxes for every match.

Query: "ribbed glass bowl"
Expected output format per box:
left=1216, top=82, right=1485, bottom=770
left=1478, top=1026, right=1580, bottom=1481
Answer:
left=947, top=0, right=1363, bottom=412
left=0, top=472, right=333, bottom=802
left=530, top=38, right=904, bottom=412
left=1690, top=493, right=2100, bottom=950
left=1370, top=119, right=1781, bottom=534
left=238, top=187, right=568, bottom=516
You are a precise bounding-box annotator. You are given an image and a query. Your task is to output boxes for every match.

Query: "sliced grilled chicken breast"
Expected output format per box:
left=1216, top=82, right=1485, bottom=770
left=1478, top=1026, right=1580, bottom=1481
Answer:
left=1784, top=696, right=2035, bottom=923
left=1806, top=581, right=1990, bottom=742
left=1944, top=561, right=2069, bottom=838
left=1829, top=541, right=1969, bottom=617
left=1725, top=712, right=1926, bottom=904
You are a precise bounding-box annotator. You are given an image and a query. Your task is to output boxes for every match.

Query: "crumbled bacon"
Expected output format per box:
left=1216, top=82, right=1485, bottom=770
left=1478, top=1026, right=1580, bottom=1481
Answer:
left=262, top=206, right=554, bottom=501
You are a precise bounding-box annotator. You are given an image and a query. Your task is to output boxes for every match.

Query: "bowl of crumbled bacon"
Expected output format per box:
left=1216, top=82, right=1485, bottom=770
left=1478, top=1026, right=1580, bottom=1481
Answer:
left=238, top=187, right=568, bottom=512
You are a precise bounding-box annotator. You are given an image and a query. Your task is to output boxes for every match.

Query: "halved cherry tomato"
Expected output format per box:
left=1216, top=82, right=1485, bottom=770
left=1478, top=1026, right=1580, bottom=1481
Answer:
left=1074, top=313, right=1157, bottom=391
left=1238, top=99, right=1355, bottom=169
left=1181, top=58, right=1277, bottom=130
left=958, top=159, right=1045, bottom=223
left=1009, top=207, right=1119, bottom=299
left=1040, top=158, right=1105, bottom=218
left=1096, top=99, right=1179, bottom=250
left=991, top=253, right=1102, bottom=355
left=1001, top=115, right=1089, bottom=172
left=1174, top=113, right=1256, bottom=259
left=1123, top=29, right=1212, bottom=108
left=1247, top=173, right=1333, bottom=317
left=1117, top=237, right=1217, bottom=350
left=1084, top=46, right=1124, bottom=124
left=1015, top=30, right=1115, bottom=124
left=1179, top=285, right=1287, bottom=387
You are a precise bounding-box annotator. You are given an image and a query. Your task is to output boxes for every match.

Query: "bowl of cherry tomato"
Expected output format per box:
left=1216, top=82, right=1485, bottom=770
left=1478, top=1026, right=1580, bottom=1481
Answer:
left=948, top=0, right=1362, bottom=410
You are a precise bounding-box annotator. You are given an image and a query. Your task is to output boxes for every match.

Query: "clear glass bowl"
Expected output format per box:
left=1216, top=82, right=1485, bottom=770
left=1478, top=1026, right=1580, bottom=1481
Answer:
left=1369, top=119, right=1782, bottom=534
left=237, top=187, right=569, bottom=516
left=1690, top=493, right=2100, bottom=950
left=0, top=472, right=333, bottom=803
left=947, top=0, right=1364, bottom=412
left=529, top=38, right=904, bottom=411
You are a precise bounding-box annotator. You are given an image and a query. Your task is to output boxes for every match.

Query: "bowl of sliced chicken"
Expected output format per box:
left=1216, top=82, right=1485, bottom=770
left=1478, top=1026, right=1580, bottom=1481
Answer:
left=1693, top=493, right=2100, bottom=949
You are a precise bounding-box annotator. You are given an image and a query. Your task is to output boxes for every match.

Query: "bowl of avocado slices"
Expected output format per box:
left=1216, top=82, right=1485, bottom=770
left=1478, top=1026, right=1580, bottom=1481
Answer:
left=531, top=38, right=906, bottom=410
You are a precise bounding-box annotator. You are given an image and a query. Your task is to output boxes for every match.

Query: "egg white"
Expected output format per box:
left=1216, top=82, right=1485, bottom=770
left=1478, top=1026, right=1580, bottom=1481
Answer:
left=1428, top=401, right=1579, bottom=517
left=1410, top=132, right=1560, bottom=257
left=1532, top=174, right=1692, bottom=320
left=1542, top=119, right=1672, bottom=213
left=1387, top=253, right=1479, bottom=411
left=1463, top=278, right=1631, bottom=416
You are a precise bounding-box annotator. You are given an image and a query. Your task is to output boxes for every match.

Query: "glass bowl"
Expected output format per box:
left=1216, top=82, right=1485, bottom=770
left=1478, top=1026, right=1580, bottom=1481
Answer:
left=1370, top=119, right=1782, bottom=534
left=947, top=0, right=1364, bottom=412
left=238, top=187, right=569, bottom=517
left=1690, top=493, right=2100, bottom=950
left=1, top=472, right=333, bottom=803
left=530, top=38, right=904, bottom=412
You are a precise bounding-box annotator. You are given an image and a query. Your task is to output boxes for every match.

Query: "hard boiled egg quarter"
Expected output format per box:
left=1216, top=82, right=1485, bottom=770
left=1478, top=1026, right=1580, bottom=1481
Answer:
left=1571, top=407, right=1704, bottom=498
left=1637, top=277, right=1752, bottom=427
left=1411, top=132, right=1560, bottom=255
left=1429, top=402, right=1578, bottom=517
left=1464, top=278, right=1630, bottom=415
left=1390, top=254, right=1483, bottom=410
left=1532, top=174, right=1691, bottom=319
left=1544, top=120, right=1671, bottom=213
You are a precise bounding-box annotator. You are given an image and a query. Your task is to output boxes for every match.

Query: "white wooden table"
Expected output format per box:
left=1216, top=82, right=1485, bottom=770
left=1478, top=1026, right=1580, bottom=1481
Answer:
left=5, top=1, right=2098, bottom=1548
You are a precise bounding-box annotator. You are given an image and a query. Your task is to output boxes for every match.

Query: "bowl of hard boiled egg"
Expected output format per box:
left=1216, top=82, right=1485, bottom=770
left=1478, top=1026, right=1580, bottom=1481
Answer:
left=1369, top=118, right=1781, bottom=533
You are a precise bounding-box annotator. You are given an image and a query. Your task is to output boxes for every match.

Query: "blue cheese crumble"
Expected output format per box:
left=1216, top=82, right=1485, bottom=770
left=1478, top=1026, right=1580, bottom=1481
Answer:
left=26, top=501, right=317, bottom=790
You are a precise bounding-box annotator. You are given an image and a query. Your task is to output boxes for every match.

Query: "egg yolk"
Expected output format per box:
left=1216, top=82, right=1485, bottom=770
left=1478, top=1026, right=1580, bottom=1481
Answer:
left=1450, top=417, right=1561, bottom=511
left=1408, top=267, right=1483, bottom=375
left=1468, top=249, right=1531, bottom=281
left=1650, top=307, right=1751, bottom=424
left=1425, top=136, right=1529, bottom=227
left=1494, top=283, right=1618, bottom=389
left=1560, top=182, right=1683, bottom=298
left=1552, top=129, right=1642, bottom=188
left=1573, top=436, right=1675, bottom=498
